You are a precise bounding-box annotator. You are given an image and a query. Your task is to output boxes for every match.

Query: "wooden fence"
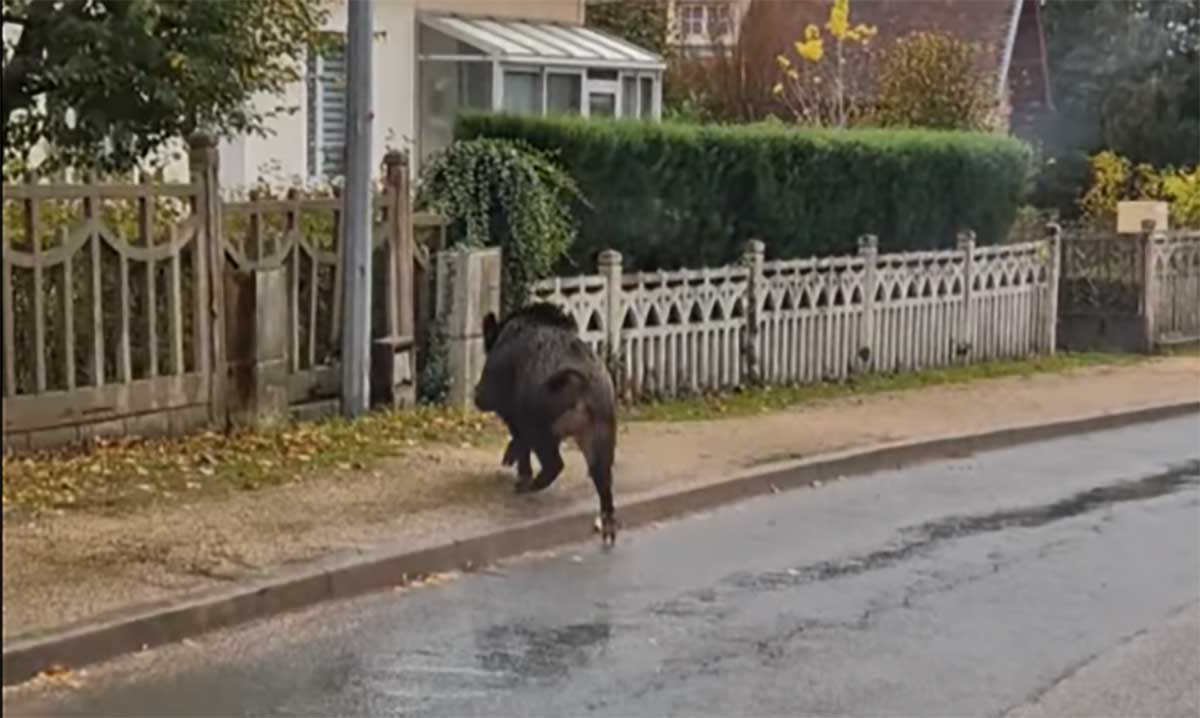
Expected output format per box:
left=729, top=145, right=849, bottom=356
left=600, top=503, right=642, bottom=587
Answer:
left=1, top=134, right=447, bottom=451
left=530, top=232, right=1060, bottom=399
left=2, top=138, right=222, bottom=449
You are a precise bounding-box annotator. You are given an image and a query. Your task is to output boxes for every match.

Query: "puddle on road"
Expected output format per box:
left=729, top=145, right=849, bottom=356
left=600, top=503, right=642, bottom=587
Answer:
left=473, top=621, right=612, bottom=684
left=726, top=458, right=1200, bottom=592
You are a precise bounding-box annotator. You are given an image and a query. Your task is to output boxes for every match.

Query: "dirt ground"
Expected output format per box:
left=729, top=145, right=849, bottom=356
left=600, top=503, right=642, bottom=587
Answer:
left=3, top=356, right=1198, bottom=641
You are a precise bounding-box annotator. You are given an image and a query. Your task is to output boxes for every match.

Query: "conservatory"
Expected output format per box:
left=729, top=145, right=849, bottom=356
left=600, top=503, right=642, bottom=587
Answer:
left=417, top=12, right=667, bottom=166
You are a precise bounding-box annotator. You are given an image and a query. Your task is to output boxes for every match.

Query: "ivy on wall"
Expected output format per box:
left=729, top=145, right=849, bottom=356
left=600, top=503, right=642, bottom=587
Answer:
left=416, top=138, right=586, bottom=315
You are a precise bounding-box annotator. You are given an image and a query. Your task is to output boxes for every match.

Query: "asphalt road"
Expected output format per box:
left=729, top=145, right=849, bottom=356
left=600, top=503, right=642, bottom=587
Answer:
left=5, top=414, right=1199, bottom=717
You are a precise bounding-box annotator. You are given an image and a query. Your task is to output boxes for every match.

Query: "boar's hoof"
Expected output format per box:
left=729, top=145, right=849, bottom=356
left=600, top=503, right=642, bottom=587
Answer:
left=596, top=513, right=618, bottom=545
left=514, top=476, right=537, bottom=494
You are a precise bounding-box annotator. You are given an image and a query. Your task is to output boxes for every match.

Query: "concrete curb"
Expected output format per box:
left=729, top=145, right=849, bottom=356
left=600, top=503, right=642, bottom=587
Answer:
left=4, top=399, right=1197, bottom=687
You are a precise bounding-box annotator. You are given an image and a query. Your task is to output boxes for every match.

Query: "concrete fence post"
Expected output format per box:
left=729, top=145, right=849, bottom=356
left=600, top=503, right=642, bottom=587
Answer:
left=371, top=149, right=416, bottom=409
left=1139, top=220, right=1161, bottom=352
left=435, top=246, right=501, bottom=410
left=1043, top=222, right=1062, bottom=355
left=856, top=234, right=879, bottom=373
left=224, top=267, right=290, bottom=429
left=598, top=249, right=624, bottom=391
left=956, top=230, right=977, bottom=362
left=187, top=132, right=226, bottom=429
left=742, top=239, right=766, bottom=385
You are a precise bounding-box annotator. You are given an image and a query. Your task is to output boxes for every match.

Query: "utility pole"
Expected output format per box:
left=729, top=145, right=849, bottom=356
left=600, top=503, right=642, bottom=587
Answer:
left=340, top=0, right=373, bottom=418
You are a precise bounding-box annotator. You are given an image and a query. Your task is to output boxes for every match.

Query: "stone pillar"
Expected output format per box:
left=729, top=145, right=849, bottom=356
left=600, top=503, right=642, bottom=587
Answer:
left=436, top=246, right=502, bottom=409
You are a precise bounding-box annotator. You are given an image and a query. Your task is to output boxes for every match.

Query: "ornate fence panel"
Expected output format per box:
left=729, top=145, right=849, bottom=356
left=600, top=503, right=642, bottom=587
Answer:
left=220, top=151, right=418, bottom=413
left=1, top=136, right=223, bottom=450
left=1059, top=231, right=1143, bottom=317
left=1, top=144, right=430, bottom=449
left=1151, top=232, right=1200, bottom=345
left=969, top=241, right=1056, bottom=361
left=758, top=252, right=869, bottom=383
left=529, top=233, right=1058, bottom=402
left=1057, top=226, right=1197, bottom=352
left=619, top=265, right=750, bottom=396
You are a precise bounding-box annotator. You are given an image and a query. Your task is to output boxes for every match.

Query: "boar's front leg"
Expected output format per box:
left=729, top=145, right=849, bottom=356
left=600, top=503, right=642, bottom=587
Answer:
left=499, top=417, right=534, bottom=486
left=519, top=432, right=565, bottom=494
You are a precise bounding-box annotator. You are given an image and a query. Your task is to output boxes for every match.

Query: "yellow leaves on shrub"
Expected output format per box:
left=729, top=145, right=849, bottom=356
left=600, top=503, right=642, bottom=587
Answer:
left=774, top=0, right=876, bottom=127
left=795, top=25, right=825, bottom=62
left=1161, top=167, right=1200, bottom=228
left=1081, top=150, right=1200, bottom=229
left=826, top=0, right=850, bottom=39
left=876, top=30, right=997, bottom=131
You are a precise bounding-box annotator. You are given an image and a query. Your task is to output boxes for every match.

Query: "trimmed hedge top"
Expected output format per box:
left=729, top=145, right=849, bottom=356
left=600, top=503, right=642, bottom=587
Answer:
left=456, top=112, right=1032, bottom=271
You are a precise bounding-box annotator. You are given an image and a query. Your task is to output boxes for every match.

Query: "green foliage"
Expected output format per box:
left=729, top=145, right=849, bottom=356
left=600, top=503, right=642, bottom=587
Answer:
left=584, top=0, right=671, bottom=58
left=2, top=0, right=328, bottom=174
left=417, top=324, right=452, bottom=406
left=1042, top=0, right=1199, bottom=167
left=416, top=138, right=585, bottom=313
left=457, top=112, right=1033, bottom=271
left=876, top=31, right=1000, bottom=131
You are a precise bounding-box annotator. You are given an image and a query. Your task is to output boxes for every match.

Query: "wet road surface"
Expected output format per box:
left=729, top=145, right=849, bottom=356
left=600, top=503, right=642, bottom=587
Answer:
left=5, top=414, right=1199, bottom=717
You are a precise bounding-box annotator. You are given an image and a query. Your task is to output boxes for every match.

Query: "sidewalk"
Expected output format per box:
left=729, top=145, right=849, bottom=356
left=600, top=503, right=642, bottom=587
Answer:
left=3, top=355, right=1198, bottom=643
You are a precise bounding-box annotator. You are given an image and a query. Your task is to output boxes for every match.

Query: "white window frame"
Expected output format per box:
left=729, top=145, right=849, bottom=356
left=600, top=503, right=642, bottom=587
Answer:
left=545, top=68, right=585, bottom=117
left=500, top=63, right=545, bottom=116
left=677, top=2, right=736, bottom=46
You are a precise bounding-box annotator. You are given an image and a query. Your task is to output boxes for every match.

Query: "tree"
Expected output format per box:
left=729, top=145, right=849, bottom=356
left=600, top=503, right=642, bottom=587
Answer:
left=772, top=0, right=877, bottom=128
left=1041, top=0, right=1199, bottom=167
left=584, top=0, right=670, bottom=58
left=2, top=0, right=328, bottom=175
left=875, top=31, right=999, bottom=131
left=665, top=0, right=792, bottom=124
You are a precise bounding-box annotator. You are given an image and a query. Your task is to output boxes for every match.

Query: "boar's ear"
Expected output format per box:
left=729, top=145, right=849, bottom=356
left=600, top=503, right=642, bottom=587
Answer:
left=482, top=312, right=499, bottom=352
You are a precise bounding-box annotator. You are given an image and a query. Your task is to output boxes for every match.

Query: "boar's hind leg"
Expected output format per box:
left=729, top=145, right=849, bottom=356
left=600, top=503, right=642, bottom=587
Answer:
left=587, top=432, right=618, bottom=545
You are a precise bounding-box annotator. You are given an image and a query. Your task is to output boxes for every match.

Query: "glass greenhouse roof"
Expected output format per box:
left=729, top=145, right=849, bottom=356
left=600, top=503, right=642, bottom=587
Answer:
left=419, top=12, right=667, bottom=71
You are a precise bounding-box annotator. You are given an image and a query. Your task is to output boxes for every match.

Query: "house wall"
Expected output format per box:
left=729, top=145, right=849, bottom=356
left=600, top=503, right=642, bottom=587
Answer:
left=173, top=0, right=584, bottom=193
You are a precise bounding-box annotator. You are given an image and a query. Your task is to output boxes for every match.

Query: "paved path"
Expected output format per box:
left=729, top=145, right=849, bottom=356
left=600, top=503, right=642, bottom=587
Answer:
left=5, top=414, right=1199, bottom=717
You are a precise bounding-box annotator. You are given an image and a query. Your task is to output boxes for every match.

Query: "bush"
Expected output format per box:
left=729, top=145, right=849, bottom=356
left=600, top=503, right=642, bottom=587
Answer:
left=1080, top=150, right=1200, bottom=229
left=876, top=31, right=1001, bottom=132
left=416, top=138, right=585, bottom=313
left=456, top=112, right=1033, bottom=270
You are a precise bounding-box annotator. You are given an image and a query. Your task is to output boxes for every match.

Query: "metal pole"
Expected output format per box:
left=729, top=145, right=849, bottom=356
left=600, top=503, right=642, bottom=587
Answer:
left=340, top=0, right=373, bottom=417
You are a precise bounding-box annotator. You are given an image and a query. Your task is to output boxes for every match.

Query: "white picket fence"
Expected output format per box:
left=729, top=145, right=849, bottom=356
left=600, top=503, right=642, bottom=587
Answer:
left=531, top=232, right=1060, bottom=399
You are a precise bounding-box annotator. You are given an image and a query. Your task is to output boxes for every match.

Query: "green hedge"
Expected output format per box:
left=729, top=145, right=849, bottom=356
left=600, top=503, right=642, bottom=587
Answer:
left=455, top=113, right=1033, bottom=271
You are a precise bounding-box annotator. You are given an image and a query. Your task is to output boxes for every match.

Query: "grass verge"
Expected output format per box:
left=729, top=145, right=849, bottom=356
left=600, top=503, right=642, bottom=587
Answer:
left=0, top=352, right=1152, bottom=515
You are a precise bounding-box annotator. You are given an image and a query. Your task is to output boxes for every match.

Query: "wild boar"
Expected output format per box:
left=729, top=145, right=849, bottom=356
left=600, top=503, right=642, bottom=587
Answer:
left=474, top=302, right=619, bottom=544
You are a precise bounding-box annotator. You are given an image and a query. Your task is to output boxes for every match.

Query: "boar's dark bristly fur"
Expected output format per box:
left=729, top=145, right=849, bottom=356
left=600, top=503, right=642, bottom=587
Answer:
left=473, top=302, right=619, bottom=544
